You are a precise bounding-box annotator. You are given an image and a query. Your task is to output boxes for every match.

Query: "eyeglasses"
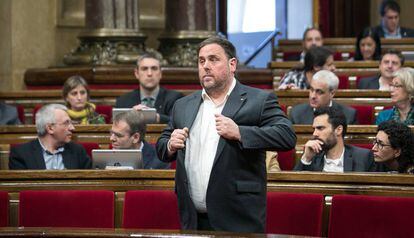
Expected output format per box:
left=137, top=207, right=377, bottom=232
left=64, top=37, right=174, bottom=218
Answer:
left=52, top=120, right=73, bottom=128
left=372, top=138, right=392, bottom=150
left=390, top=84, right=403, bottom=89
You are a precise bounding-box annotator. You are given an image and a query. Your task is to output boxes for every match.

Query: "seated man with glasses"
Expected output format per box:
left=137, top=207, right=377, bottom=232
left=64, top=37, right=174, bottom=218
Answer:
left=9, top=104, right=91, bottom=170
left=294, top=107, right=375, bottom=172
left=373, top=120, right=414, bottom=173
left=110, top=110, right=169, bottom=169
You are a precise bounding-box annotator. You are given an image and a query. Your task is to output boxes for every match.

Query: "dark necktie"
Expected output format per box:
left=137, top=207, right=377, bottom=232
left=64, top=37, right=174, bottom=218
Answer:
left=142, top=97, right=155, bottom=108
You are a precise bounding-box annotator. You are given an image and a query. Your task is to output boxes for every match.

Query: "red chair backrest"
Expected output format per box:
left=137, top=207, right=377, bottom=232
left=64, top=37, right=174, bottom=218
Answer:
left=78, top=142, right=100, bottom=159
left=350, top=105, right=374, bottom=124
left=95, top=105, right=112, bottom=123
left=329, top=194, right=414, bottom=238
left=19, top=190, right=114, bottom=228
left=352, top=143, right=373, bottom=150
left=32, top=104, right=43, bottom=124
left=16, top=105, right=25, bottom=124
left=122, top=190, right=180, bottom=229
left=0, top=191, right=8, bottom=227
left=337, top=75, right=350, bottom=89
left=277, top=149, right=295, bottom=171
left=266, top=192, right=324, bottom=236
left=282, top=51, right=301, bottom=61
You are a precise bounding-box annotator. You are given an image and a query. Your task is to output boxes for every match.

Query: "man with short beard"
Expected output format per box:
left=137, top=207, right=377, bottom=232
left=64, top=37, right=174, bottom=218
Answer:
left=156, top=36, right=296, bottom=232
left=115, top=53, right=183, bottom=123
left=294, top=107, right=375, bottom=172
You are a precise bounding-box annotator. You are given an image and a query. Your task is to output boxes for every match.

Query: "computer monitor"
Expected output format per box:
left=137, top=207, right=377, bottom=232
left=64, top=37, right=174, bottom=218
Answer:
left=112, top=108, right=157, bottom=123
left=92, top=149, right=143, bottom=170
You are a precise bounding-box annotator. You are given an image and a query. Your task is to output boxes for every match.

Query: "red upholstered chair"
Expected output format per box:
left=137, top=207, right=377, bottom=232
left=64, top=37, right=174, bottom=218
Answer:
left=350, top=105, right=374, bottom=125
left=337, top=75, right=349, bottom=89
left=266, top=192, right=324, bottom=236
left=19, top=190, right=114, bottom=228
left=78, top=142, right=100, bottom=159
left=32, top=104, right=43, bottom=124
left=277, top=149, right=295, bottom=171
left=16, top=105, right=25, bottom=124
left=95, top=105, right=112, bottom=123
left=122, top=190, right=180, bottom=229
left=279, top=104, right=287, bottom=115
left=282, top=51, right=301, bottom=61
left=329, top=194, right=414, bottom=238
left=0, top=191, right=8, bottom=227
left=352, top=143, right=373, bottom=150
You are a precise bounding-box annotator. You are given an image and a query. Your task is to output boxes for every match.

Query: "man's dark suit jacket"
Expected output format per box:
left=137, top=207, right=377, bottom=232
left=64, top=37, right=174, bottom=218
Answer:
left=289, top=102, right=357, bottom=124
left=115, top=87, right=183, bottom=123
left=357, top=75, right=380, bottom=89
left=373, top=25, right=414, bottom=38
left=0, top=102, right=21, bottom=125
left=294, top=144, right=375, bottom=172
left=156, top=82, right=296, bottom=233
left=142, top=141, right=169, bottom=169
left=9, top=140, right=92, bottom=169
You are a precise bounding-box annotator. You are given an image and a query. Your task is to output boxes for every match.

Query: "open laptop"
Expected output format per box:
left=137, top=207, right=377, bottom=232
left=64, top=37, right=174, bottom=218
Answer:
left=112, top=108, right=157, bottom=123
left=92, top=149, right=143, bottom=170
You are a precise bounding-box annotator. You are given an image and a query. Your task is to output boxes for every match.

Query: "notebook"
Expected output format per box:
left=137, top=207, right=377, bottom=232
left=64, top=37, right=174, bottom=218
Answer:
left=92, top=149, right=143, bottom=170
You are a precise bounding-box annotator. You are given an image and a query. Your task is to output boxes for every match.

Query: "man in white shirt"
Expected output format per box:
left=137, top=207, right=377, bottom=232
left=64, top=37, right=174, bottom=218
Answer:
left=156, top=36, right=296, bottom=232
left=294, top=107, right=374, bottom=172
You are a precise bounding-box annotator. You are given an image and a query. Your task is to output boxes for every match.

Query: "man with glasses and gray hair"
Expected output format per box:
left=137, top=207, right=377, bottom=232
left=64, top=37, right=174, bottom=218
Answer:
left=9, top=104, right=91, bottom=170
left=290, top=70, right=357, bottom=124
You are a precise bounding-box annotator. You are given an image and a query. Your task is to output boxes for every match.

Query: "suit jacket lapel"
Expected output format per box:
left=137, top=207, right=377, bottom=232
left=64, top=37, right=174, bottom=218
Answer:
left=184, top=92, right=203, bottom=129
left=33, top=140, right=47, bottom=169
left=313, top=153, right=325, bottom=171
left=343, top=146, right=353, bottom=171
left=213, top=83, right=247, bottom=165
left=155, top=87, right=165, bottom=111
left=142, top=142, right=151, bottom=168
left=62, top=144, right=72, bottom=169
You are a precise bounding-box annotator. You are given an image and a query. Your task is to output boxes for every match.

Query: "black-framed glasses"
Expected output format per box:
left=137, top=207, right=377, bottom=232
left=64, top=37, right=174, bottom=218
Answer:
left=390, top=84, right=403, bottom=89
left=372, top=139, right=392, bottom=150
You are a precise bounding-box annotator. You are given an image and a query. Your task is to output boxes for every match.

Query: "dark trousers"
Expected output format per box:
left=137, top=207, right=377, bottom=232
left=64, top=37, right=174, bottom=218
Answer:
left=197, top=213, right=213, bottom=231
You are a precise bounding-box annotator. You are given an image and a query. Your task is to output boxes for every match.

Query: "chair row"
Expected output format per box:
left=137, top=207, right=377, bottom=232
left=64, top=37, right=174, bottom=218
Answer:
left=1, top=190, right=411, bottom=237
left=267, top=192, right=414, bottom=237
left=0, top=190, right=180, bottom=229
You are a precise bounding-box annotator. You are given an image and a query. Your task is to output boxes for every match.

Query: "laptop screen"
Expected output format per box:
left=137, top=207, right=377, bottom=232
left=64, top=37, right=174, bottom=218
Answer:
left=92, top=149, right=143, bottom=170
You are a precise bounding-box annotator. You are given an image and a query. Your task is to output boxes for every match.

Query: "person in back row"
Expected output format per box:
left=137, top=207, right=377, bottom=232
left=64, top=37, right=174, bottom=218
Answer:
left=358, top=49, right=404, bottom=90
left=62, top=75, right=106, bottom=124
left=294, top=107, right=375, bottom=172
left=110, top=110, right=169, bottom=169
left=0, top=102, right=21, bottom=125
left=9, top=104, right=91, bottom=170
left=285, top=27, right=323, bottom=62
left=353, top=27, right=382, bottom=61
left=278, top=46, right=336, bottom=90
left=289, top=70, right=357, bottom=124
left=373, top=120, right=414, bottom=173
left=115, top=53, right=183, bottom=123
left=373, top=0, right=414, bottom=38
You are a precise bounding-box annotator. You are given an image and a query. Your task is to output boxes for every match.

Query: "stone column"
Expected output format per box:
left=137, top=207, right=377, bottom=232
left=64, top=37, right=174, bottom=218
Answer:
left=64, top=0, right=151, bottom=65
left=158, top=0, right=217, bottom=67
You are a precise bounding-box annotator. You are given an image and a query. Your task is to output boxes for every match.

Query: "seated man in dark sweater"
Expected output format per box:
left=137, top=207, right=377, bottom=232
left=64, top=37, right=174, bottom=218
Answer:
left=110, top=110, right=170, bottom=169
left=358, top=49, right=404, bottom=90
left=9, top=104, right=91, bottom=170
left=115, top=53, right=183, bottom=123
left=294, top=107, right=375, bottom=172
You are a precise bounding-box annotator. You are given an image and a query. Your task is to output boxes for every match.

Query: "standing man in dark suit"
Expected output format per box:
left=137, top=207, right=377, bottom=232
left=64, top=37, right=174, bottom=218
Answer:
left=9, top=104, right=91, bottom=170
left=115, top=53, right=183, bottom=123
left=110, top=110, right=169, bottom=169
left=0, top=102, right=21, bottom=125
left=294, top=107, right=375, bottom=172
left=156, top=37, right=296, bottom=232
left=358, top=49, right=404, bottom=90
left=290, top=70, right=357, bottom=124
left=373, top=0, right=414, bottom=38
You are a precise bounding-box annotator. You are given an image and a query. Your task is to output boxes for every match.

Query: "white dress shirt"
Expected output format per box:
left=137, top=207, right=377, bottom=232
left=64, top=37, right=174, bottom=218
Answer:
left=300, top=147, right=345, bottom=173
left=185, top=78, right=236, bottom=212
